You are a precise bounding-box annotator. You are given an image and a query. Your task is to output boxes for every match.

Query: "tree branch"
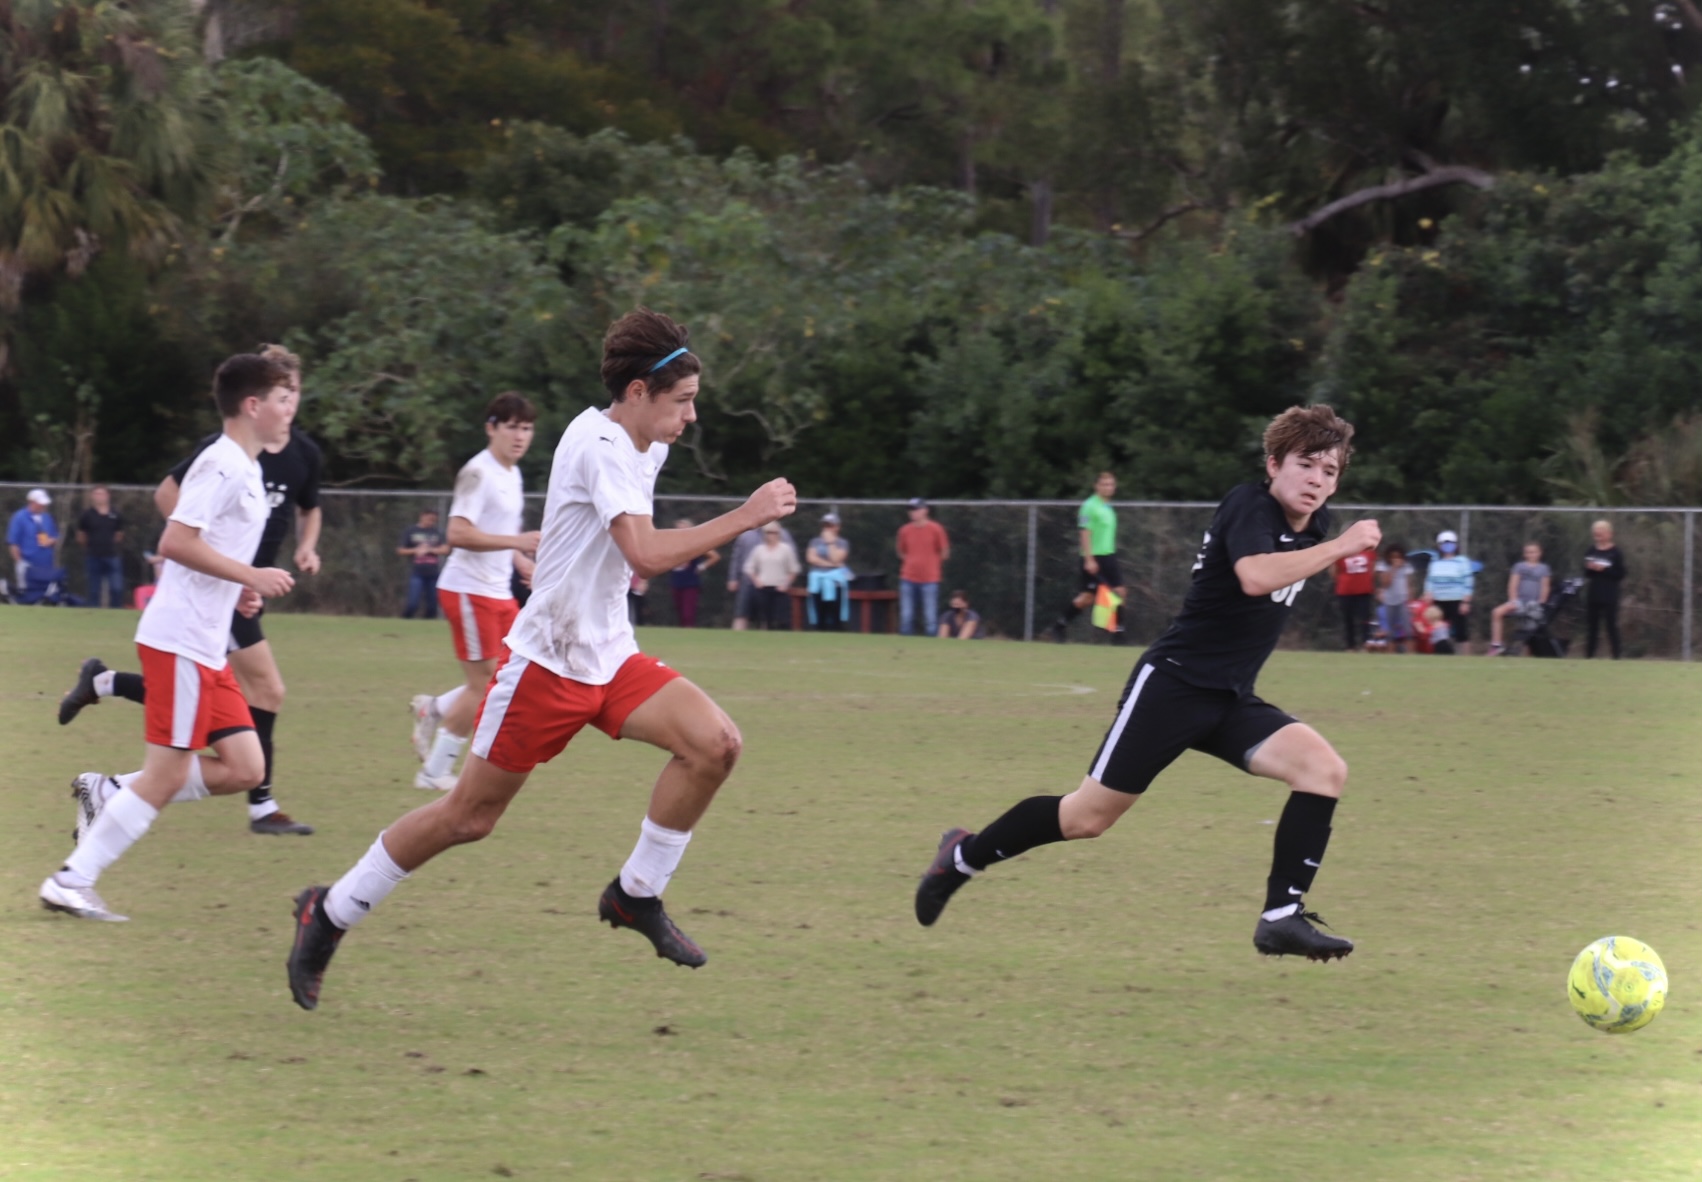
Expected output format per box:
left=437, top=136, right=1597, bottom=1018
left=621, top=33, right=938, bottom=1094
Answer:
left=1288, top=165, right=1494, bottom=236
left=1110, top=201, right=1204, bottom=244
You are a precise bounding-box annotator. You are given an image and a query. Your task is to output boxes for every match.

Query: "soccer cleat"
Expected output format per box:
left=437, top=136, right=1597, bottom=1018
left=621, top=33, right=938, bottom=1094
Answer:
left=1049, top=622, right=1068, bottom=643
left=39, top=875, right=128, bottom=922
left=287, top=886, right=345, bottom=1011
left=1253, top=909, right=1354, bottom=962
left=914, top=827, right=975, bottom=927
left=413, top=770, right=457, bottom=792
left=409, top=694, right=440, bottom=761
left=58, top=657, right=107, bottom=726
left=251, top=811, right=315, bottom=836
left=597, top=878, right=707, bottom=968
left=68, top=772, right=111, bottom=845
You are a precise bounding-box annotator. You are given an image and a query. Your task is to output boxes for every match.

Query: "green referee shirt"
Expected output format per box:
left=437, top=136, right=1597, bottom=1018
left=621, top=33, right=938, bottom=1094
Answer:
left=1078, top=495, right=1116, bottom=556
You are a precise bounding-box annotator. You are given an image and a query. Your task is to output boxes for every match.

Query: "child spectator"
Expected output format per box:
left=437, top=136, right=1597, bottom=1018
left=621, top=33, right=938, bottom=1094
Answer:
left=1425, top=603, right=1455, bottom=655
left=1489, top=542, right=1551, bottom=656
left=667, top=517, right=720, bottom=628
left=1375, top=544, right=1413, bottom=654
left=937, top=590, right=982, bottom=639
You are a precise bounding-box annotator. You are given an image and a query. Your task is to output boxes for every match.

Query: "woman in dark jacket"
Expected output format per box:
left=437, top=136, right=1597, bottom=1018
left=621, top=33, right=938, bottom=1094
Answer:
left=1583, top=519, right=1626, bottom=659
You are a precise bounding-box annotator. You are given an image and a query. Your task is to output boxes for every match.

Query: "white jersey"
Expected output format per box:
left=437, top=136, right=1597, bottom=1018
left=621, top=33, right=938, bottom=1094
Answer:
left=505, top=406, right=665, bottom=685
left=437, top=448, right=525, bottom=599
left=135, top=433, right=267, bottom=670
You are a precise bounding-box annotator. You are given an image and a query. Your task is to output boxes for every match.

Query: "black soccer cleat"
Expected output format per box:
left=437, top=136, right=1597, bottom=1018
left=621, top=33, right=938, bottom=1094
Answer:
left=251, top=812, right=315, bottom=836
left=914, top=827, right=975, bottom=927
left=1253, top=909, right=1354, bottom=962
left=597, top=878, right=707, bottom=968
left=287, top=886, right=346, bottom=1010
left=58, top=657, right=107, bottom=726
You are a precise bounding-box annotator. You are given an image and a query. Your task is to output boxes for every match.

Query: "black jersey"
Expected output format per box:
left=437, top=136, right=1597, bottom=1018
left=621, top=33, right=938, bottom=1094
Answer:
left=1141, top=482, right=1332, bottom=695
left=169, top=427, right=323, bottom=567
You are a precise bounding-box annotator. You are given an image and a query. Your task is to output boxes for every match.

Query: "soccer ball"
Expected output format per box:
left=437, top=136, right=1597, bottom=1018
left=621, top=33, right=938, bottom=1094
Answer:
left=1567, top=936, right=1667, bottom=1034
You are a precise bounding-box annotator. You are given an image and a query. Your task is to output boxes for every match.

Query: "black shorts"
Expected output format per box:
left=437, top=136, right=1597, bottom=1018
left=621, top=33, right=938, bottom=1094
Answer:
left=1087, top=663, right=1299, bottom=795
left=1436, top=599, right=1470, bottom=642
left=1079, top=554, right=1124, bottom=594
left=228, top=605, right=266, bottom=652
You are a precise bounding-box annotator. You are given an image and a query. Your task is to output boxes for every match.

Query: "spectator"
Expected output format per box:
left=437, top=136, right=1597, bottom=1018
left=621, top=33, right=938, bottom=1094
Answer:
left=397, top=508, right=449, bottom=619
left=742, top=523, right=800, bottom=630
left=1424, top=529, right=1476, bottom=655
left=76, top=484, right=126, bottom=609
left=1583, top=519, right=1626, bottom=659
left=7, top=488, right=60, bottom=592
left=1375, top=543, right=1413, bottom=654
left=1424, top=604, right=1455, bottom=655
left=1332, top=541, right=1376, bottom=651
left=895, top=496, right=950, bottom=637
left=805, top=512, right=852, bottom=631
left=937, top=589, right=982, bottom=639
left=727, top=523, right=796, bottom=630
left=1489, top=542, right=1552, bottom=655
left=668, top=517, right=720, bottom=627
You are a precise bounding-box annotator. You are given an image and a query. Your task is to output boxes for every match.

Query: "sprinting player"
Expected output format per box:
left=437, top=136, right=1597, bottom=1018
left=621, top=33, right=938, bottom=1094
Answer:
left=57, top=345, right=322, bottom=836
left=409, top=393, right=540, bottom=791
left=1049, top=472, right=1126, bottom=642
left=286, top=308, right=797, bottom=1010
left=39, top=354, right=297, bottom=921
left=915, top=405, right=1379, bottom=961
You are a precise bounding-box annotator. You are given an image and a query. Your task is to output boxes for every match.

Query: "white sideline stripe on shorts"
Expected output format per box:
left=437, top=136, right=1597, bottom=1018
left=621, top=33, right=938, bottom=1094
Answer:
left=1090, top=662, right=1155, bottom=783
left=457, top=592, right=483, bottom=661
left=471, top=653, right=528, bottom=761
left=172, top=654, right=202, bottom=750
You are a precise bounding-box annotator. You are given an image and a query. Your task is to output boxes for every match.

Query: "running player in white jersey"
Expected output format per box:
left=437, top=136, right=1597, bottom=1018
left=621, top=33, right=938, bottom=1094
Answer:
left=410, top=393, right=540, bottom=790
left=287, top=308, right=797, bottom=1010
left=39, top=353, right=299, bottom=922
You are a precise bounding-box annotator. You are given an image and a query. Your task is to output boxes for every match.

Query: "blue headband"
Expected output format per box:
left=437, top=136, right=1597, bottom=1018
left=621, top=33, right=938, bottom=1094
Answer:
left=649, top=347, right=689, bottom=374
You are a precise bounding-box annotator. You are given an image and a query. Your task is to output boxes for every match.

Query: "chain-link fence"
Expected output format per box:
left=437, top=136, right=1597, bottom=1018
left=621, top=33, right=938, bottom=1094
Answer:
left=3, top=482, right=1694, bottom=659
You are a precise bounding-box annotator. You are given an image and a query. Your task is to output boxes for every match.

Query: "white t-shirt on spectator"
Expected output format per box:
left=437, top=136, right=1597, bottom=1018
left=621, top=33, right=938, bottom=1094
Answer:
left=505, top=406, right=665, bottom=685
left=437, top=448, right=525, bottom=599
left=135, top=433, right=267, bottom=670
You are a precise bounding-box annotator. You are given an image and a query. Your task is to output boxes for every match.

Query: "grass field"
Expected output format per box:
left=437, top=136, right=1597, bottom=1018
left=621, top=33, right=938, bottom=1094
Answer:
left=3, top=610, right=1701, bottom=1181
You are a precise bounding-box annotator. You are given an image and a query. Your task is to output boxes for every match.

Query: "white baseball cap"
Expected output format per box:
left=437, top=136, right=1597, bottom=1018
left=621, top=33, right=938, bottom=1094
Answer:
left=1436, top=529, right=1458, bottom=544
left=26, top=488, right=50, bottom=505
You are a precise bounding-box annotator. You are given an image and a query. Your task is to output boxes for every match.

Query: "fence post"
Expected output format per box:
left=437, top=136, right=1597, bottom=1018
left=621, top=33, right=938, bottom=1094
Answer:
left=1025, top=504, right=1037, bottom=641
left=1685, top=511, right=1695, bottom=663
left=1459, top=508, right=1470, bottom=560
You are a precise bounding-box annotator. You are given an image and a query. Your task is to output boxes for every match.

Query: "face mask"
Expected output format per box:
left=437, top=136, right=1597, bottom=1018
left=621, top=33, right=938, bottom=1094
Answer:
left=1440, top=543, right=1457, bottom=554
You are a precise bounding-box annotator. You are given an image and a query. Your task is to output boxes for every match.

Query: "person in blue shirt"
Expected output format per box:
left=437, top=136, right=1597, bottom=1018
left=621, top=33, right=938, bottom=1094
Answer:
left=8, top=488, right=61, bottom=590
left=1423, top=529, right=1476, bottom=655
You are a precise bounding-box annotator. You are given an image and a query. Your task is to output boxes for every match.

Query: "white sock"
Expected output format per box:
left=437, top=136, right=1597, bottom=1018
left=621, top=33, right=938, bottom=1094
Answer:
left=423, top=728, right=466, bottom=778
left=952, top=844, right=980, bottom=877
left=434, top=685, right=465, bottom=717
left=249, top=799, right=280, bottom=821
left=169, top=758, right=209, bottom=804
left=115, top=770, right=141, bottom=794
left=618, top=817, right=692, bottom=898
left=93, top=670, right=116, bottom=697
left=324, top=833, right=409, bottom=930
left=61, top=789, right=159, bottom=887
left=1262, top=902, right=1300, bottom=922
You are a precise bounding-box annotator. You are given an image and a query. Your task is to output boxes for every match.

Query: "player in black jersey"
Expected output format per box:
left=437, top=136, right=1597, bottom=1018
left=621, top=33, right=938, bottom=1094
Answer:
left=915, top=405, right=1380, bottom=960
left=57, top=346, right=321, bottom=836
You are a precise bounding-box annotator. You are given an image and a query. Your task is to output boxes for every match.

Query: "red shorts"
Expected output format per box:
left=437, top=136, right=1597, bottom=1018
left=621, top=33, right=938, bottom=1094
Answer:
left=470, top=651, right=681, bottom=773
left=439, top=589, right=519, bottom=663
left=138, top=644, right=254, bottom=750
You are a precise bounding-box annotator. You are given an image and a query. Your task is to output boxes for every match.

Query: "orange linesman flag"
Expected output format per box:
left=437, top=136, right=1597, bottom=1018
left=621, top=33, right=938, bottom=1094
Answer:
left=1091, top=584, right=1123, bottom=630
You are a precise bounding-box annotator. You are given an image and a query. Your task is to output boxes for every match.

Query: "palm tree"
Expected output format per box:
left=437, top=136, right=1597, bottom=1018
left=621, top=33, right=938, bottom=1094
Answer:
left=0, top=0, right=227, bottom=313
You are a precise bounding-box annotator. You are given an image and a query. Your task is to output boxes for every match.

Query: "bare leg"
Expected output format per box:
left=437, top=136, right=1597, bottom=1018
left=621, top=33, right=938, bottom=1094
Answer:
left=381, top=754, right=530, bottom=871
left=1057, top=775, right=1140, bottom=839
left=617, top=678, right=744, bottom=830
left=443, top=657, right=496, bottom=737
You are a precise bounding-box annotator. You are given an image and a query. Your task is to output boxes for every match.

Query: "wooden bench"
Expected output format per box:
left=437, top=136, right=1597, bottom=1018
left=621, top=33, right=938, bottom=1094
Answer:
left=786, top=586, right=899, bottom=633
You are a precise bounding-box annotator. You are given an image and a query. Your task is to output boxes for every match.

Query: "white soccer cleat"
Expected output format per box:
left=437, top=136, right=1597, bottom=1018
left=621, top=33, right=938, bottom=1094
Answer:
left=409, top=694, right=440, bottom=762
left=39, top=875, right=128, bottom=922
left=68, top=772, right=111, bottom=846
left=413, top=769, right=458, bottom=792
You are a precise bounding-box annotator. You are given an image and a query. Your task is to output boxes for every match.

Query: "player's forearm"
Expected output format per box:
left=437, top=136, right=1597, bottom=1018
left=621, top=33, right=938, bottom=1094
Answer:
left=1234, top=543, right=1348, bottom=597
left=297, top=507, right=322, bottom=553
left=619, top=510, right=766, bottom=579
left=447, top=520, right=527, bottom=553
left=158, top=523, right=262, bottom=588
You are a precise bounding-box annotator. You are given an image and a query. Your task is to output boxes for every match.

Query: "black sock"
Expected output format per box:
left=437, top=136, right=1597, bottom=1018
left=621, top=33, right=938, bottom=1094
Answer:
left=113, top=672, right=145, bottom=704
left=249, top=708, right=277, bottom=806
left=1059, top=603, right=1082, bottom=625
left=1264, top=791, right=1337, bottom=912
left=960, top=795, right=1065, bottom=871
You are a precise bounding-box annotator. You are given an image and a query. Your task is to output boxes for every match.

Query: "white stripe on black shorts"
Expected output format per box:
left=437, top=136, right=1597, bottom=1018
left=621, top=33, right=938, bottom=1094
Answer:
left=1088, top=662, right=1298, bottom=794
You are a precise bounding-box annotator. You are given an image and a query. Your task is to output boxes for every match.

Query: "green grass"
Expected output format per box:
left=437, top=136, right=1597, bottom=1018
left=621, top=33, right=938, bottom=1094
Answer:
left=2, top=611, right=1701, bottom=1181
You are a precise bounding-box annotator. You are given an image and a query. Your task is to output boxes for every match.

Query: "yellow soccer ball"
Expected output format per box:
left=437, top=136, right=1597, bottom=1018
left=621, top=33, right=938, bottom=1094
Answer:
left=1568, top=936, right=1667, bottom=1034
